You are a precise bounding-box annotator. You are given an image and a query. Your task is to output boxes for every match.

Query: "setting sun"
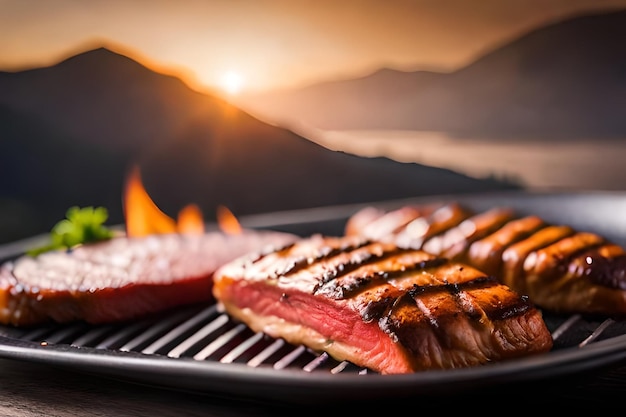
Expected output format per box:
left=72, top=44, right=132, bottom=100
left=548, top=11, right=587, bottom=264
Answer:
left=219, top=70, right=244, bottom=95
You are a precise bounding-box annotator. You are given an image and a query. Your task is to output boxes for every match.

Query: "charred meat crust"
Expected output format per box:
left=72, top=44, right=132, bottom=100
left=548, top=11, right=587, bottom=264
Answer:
left=213, top=234, right=553, bottom=374
left=345, top=203, right=626, bottom=315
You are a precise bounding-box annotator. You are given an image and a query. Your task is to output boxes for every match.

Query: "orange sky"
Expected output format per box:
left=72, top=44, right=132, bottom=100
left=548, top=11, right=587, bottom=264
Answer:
left=2, top=0, right=626, bottom=94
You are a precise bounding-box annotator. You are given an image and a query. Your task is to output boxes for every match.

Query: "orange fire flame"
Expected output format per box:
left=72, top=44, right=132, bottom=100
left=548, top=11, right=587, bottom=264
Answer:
left=177, top=204, right=206, bottom=235
left=123, top=166, right=205, bottom=237
left=123, top=166, right=241, bottom=237
left=216, top=205, right=243, bottom=235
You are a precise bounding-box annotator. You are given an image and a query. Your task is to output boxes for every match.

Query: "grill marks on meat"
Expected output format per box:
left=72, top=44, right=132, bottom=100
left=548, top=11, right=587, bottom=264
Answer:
left=345, top=203, right=626, bottom=316
left=0, top=231, right=297, bottom=327
left=212, top=234, right=553, bottom=374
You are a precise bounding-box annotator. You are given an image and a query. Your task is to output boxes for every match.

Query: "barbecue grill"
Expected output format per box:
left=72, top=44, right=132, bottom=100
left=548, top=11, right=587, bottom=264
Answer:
left=2, top=190, right=626, bottom=405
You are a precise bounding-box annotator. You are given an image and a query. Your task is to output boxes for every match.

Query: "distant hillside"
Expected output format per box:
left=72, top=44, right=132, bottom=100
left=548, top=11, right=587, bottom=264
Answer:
left=237, top=9, right=626, bottom=138
left=0, top=48, right=518, bottom=243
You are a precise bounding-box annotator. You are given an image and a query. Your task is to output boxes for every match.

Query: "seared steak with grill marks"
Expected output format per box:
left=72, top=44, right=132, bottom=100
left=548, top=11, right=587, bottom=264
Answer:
left=212, top=234, right=553, bottom=374
left=345, top=203, right=626, bottom=316
left=0, top=231, right=297, bottom=326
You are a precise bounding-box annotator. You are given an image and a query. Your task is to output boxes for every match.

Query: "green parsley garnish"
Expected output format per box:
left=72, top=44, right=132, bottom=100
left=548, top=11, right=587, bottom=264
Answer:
left=27, top=206, right=115, bottom=256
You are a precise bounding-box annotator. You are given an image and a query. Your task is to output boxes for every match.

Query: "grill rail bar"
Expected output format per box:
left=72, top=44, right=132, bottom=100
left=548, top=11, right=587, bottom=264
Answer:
left=1, top=301, right=622, bottom=376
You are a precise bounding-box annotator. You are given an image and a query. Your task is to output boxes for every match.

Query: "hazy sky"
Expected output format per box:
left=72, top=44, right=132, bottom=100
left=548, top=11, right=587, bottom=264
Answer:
left=2, top=0, right=626, bottom=94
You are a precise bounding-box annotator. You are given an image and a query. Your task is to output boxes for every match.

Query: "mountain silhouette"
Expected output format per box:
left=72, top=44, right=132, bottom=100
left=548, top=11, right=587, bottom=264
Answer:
left=237, top=9, right=626, bottom=138
left=0, top=47, right=518, bottom=244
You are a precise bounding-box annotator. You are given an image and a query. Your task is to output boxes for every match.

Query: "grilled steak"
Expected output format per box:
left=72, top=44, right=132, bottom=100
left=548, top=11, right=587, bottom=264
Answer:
left=0, top=231, right=297, bottom=327
left=345, top=203, right=626, bottom=316
left=212, top=234, right=553, bottom=374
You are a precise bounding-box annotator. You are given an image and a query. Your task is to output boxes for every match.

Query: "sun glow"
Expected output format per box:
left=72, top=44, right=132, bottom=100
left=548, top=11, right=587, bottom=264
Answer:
left=219, top=70, right=245, bottom=95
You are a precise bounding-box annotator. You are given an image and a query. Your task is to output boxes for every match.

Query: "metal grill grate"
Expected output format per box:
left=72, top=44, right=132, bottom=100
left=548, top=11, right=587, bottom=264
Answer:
left=0, top=302, right=370, bottom=374
left=1, top=301, right=623, bottom=376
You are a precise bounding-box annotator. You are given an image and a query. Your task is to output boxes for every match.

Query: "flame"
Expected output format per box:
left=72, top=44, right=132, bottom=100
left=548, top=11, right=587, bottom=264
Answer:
left=177, top=204, right=205, bottom=235
left=216, top=205, right=242, bottom=235
left=123, top=166, right=205, bottom=237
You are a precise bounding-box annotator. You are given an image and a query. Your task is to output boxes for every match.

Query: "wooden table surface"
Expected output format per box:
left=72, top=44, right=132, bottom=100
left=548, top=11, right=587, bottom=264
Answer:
left=2, top=355, right=626, bottom=415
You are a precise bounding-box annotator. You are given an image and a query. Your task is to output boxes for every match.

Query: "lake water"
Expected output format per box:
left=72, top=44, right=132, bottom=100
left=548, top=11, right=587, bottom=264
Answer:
left=309, top=129, right=626, bottom=191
